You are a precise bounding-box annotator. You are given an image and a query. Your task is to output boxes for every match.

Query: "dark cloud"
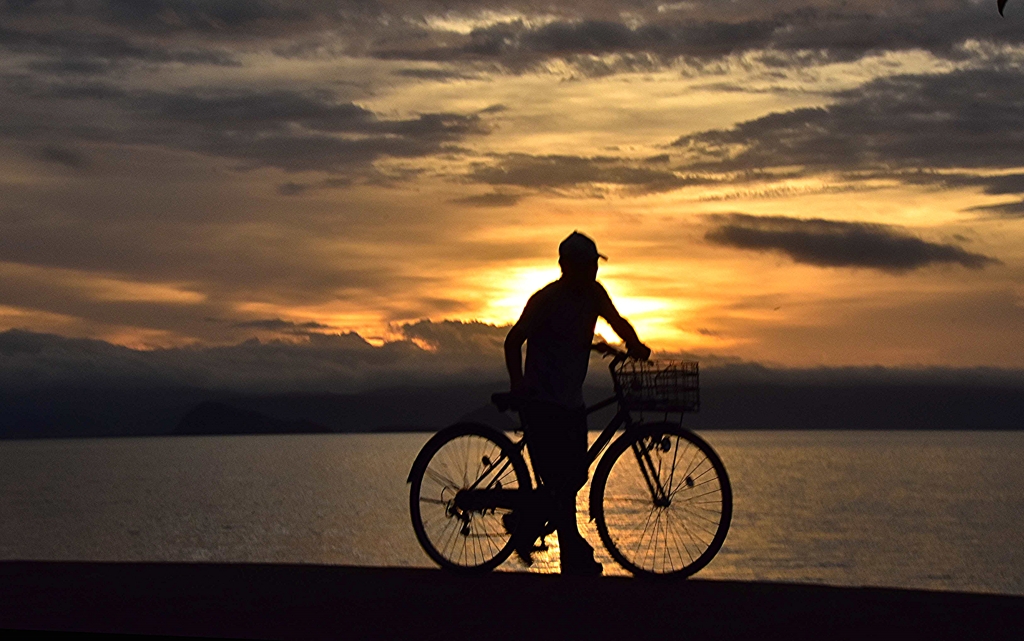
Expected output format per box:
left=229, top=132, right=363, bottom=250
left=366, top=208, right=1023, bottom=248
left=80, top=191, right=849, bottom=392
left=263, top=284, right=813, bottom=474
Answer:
left=469, top=153, right=712, bottom=193
left=958, top=173, right=1024, bottom=195
left=26, top=58, right=114, bottom=75
left=704, top=214, right=1000, bottom=272
left=7, top=1, right=1020, bottom=79
left=899, top=172, right=1024, bottom=196
left=231, top=318, right=333, bottom=331
left=137, top=90, right=377, bottom=132
left=393, top=68, right=479, bottom=81
left=1, top=0, right=314, bottom=35
left=102, top=0, right=307, bottom=32
left=4, top=81, right=488, bottom=174
left=276, top=177, right=353, bottom=195
left=3, top=326, right=1023, bottom=403
left=37, top=145, right=90, bottom=169
left=966, top=200, right=1024, bottom=218
left=0, top=322, right=509, bottom=393
left=119, top=90, right=486, bottom=172
left=0, top=22, right=240, bottom=68
left=370, top=3, right=1024, bottom=70
left=277, top=181, right=312, bottom=196
left=371, top=17, right=777, bottom=67
left=452, top=192, right=522, bottom=207
left=672, top=69, right=1024, bottom=180
left=399, top=319, right=507, bottom=354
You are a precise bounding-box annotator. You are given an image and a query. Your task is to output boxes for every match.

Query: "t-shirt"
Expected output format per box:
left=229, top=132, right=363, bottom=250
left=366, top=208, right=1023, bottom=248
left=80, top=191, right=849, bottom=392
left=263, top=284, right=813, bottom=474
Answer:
left=517, top=279, right=615, bottom=409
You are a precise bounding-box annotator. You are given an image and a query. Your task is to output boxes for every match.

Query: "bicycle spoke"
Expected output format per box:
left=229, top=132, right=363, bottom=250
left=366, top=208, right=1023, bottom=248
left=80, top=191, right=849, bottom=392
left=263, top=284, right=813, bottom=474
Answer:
left=411, top=428, right=528, bottom=571
left=596, top=426, right=731, bottom=576
left=631, top=496, right=659, bottom=560
left=424, top=467, right=459, bottom=490
left=667, top=434, right=681, bottom=499
left=418, top=497, right=449, bottom=505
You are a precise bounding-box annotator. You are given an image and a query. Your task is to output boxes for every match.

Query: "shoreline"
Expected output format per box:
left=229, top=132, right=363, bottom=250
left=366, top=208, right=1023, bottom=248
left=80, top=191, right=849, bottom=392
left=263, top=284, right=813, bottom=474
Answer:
left=2, top=561, right=1022, bottom=640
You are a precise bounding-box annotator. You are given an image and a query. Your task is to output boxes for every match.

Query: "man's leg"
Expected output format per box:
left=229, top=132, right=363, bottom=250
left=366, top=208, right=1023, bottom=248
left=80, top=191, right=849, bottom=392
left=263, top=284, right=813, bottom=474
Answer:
left=525, top=403, right=601, bottom=574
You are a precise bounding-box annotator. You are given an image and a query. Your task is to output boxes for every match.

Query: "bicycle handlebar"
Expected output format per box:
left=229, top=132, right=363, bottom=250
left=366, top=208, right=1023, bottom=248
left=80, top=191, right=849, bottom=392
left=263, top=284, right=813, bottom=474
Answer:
left=493, top=344, right=641, bottom=413
left=590, top=342, right=631, bottom=371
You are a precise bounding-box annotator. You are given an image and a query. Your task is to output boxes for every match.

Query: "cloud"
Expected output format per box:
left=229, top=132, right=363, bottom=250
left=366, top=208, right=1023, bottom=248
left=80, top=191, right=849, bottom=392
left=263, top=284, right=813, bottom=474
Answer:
left=966, top=200, right=1024, bottom=218
left=370, top=17, right=778, bottom=68
left=451, top=192, right=522, bottom=207
left=231, top=318, right=334, bottom=332
left=0, top=322, right=509, bottom=393
left=447, top=65, right=1024, bottom=197
left=101, top=0, right=308, bottom=32
left=10, top=1, right=1021, bottom=80
left=37, top=145, right=90, bottom=169
left=3, top=325, right=1024, bottom=402
left=369, top=4, right=1024, bottom=70
left=4, top=81, right=488, bottom=175
left=902, top=172, right=1024, bottom=196
left=120, top=89, right=487, bottom=172
left=0, top=20, right=240, bottom=68
left=704, top=214, right=1000, bottom=272
left=469, top=153, right=712, bottom=193
left=672, top=69, right=1024, bottom=180
left=398, top=319, right=507, bottom=354
left=393, top=68, right=480, bottom=81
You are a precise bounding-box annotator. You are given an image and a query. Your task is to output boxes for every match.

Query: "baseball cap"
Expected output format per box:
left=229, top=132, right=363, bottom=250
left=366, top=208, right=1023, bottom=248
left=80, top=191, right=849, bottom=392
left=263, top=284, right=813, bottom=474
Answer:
left=558, top=231, right=608, bottom=264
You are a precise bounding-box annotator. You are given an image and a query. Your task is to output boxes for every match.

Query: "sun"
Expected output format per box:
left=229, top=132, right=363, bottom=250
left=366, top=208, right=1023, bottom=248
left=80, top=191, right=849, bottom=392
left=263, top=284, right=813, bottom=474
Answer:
left=470, top=263, right=563, bottom=326
left=460, top=260, right=709, bottom=352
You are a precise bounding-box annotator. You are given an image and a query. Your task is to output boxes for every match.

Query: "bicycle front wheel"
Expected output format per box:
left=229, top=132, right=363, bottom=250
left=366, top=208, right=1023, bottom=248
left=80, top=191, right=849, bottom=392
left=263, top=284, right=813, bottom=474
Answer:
left=591, top=423, right=732, bottom=577
left=408, top=423, right=530, bottom=572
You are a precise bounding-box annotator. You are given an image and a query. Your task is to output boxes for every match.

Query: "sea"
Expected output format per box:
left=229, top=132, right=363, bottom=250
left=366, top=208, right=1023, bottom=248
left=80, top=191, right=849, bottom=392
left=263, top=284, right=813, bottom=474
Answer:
left=2, top=431, right=1023, bottom=595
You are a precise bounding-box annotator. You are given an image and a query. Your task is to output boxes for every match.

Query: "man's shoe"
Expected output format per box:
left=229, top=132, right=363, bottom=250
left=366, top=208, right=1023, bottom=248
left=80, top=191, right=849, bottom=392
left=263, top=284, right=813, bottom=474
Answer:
left=502, top=512, right=547, bottom=566
left=560, top=542, right=603, bottom=576
left=560, top=556, right=603, bottom=576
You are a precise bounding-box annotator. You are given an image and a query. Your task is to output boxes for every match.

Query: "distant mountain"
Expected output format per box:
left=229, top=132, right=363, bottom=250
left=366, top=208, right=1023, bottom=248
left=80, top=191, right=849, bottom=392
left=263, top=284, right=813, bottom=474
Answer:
left=2, top=379, right=1023, bottom=439
left=175, top=401, right=330, bottom=436
left=0, top=382, right=512, bottom=439
left=218, top=383, right=511, bottom=433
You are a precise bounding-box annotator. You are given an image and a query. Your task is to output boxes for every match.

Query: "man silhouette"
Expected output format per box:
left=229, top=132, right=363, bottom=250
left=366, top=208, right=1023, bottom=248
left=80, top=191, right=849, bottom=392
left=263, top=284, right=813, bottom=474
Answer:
left=504, top=231, right=651, bottom=574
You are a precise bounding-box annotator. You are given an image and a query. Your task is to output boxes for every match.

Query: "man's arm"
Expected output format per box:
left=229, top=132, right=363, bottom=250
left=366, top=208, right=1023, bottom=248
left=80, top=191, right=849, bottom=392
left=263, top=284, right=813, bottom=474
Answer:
left=598, top=287, right=652, bottom=360
left=504, top=292, right=542, bottom=393
left=504, top=321, right=527, bottom=393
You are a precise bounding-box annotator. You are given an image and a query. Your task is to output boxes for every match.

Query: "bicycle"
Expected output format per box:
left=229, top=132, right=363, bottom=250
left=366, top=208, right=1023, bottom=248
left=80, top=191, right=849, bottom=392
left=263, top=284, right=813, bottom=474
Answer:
left=407, top=343, right=732, bottom=577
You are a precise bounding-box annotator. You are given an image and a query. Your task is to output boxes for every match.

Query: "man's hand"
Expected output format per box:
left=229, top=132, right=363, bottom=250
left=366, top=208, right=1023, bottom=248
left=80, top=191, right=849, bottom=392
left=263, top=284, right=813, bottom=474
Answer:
left=627, top=342, right=652, bottom=361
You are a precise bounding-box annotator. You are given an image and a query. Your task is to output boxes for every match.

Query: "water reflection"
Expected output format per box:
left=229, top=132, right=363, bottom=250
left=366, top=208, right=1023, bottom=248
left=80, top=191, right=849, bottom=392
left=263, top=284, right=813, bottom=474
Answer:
left=1, top=431, right=1023, bottom=593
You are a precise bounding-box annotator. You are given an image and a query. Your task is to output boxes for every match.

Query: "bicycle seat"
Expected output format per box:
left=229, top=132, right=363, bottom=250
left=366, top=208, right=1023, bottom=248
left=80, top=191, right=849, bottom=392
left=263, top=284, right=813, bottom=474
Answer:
left=491, top=392, right=521, bottom=413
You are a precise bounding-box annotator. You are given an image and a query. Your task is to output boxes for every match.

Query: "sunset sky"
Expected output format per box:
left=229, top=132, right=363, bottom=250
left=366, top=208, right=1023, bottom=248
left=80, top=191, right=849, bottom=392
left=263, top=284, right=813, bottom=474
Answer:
left=2, top=0, right=1024, bottom=391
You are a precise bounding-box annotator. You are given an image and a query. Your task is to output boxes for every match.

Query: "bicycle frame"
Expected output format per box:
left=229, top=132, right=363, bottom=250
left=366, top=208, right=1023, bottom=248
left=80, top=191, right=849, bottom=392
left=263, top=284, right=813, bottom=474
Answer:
left=455, top=350, right=679, bottom=512
left=453, top=397, right=627, bottom=513
left=411, top=345, right=730, bottom=576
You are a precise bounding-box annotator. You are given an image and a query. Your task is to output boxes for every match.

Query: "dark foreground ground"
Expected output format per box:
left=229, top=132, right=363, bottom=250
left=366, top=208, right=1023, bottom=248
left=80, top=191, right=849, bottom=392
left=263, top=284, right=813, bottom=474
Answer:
left=2, top=561, right=1021, bottom=640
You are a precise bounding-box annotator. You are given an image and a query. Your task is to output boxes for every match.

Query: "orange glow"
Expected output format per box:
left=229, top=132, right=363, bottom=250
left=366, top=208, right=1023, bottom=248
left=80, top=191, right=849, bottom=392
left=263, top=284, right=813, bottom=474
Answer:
left=468, top=263, right=562, bottom=326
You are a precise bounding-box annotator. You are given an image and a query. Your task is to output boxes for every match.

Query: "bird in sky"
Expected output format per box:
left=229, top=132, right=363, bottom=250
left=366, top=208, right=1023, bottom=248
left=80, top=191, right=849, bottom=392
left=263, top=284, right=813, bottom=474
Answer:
left=999, top=0, right=1009, bottom=16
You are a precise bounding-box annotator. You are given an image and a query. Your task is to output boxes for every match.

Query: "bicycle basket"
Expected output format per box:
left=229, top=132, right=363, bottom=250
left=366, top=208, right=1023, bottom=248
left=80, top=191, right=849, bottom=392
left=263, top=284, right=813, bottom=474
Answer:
left=613, top=359, right=699, bottom=412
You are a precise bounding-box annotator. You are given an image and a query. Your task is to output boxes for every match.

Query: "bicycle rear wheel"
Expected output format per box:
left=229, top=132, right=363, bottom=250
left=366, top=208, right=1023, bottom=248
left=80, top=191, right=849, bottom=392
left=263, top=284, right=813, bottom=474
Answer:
left=591, top=423, right=731, bottom=577
left=408, top=423, right=530, bottom=572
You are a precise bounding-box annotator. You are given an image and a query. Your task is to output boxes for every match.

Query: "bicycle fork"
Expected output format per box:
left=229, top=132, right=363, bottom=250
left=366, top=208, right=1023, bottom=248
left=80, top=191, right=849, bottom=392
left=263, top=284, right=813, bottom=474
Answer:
left=632, top=435, right=672, bottom=507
